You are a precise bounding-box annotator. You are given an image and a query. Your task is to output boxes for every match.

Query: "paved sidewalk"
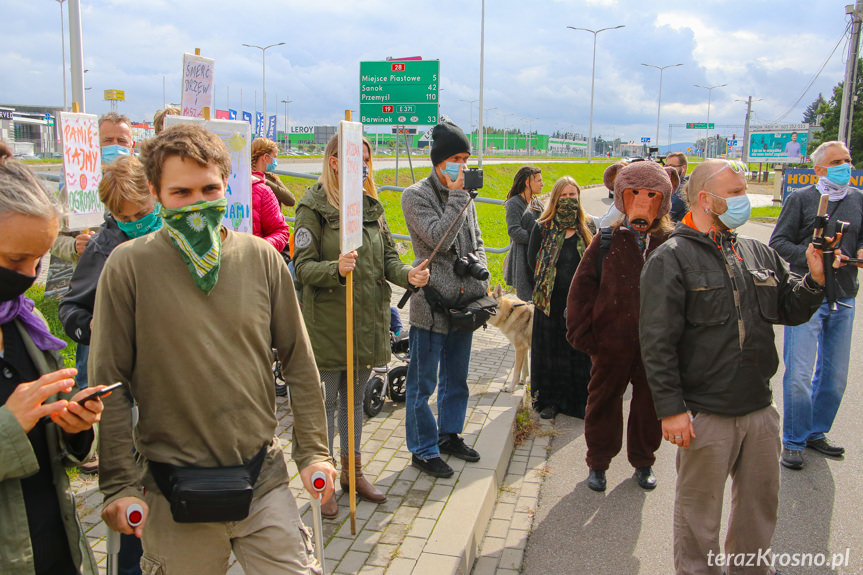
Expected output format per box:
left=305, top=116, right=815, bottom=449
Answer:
left=470, top=417, right=553, bottom=575
left=71, top=292, right=522, bottom=574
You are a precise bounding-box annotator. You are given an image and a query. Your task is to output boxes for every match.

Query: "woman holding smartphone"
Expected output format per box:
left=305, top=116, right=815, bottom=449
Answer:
left=0, top=160, right=105, bottom=575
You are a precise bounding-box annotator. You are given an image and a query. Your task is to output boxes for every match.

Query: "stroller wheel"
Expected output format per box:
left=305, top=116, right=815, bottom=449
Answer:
left=388, top=365, right=408, bottom=402
left=364, top=377, right=386, bottom=417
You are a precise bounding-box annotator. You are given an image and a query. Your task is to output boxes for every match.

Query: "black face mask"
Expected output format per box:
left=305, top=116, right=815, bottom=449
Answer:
left=0, top=264, right=39, bottom=302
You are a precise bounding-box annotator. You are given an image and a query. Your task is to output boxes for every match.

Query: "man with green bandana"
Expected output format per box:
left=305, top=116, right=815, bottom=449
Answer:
left=91, top=123, right=334, bottom=574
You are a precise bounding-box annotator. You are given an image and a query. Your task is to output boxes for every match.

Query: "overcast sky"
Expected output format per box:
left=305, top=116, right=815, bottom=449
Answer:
left=1, top=0, right=855, bottom=144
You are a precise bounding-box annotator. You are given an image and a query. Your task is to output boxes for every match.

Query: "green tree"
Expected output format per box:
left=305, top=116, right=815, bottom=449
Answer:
left=809, top=59, right=863, bottom=164
left=803, top=93, right=826, bottom=124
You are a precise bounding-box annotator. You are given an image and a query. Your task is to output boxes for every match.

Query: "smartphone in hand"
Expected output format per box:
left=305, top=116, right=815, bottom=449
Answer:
left=76, top=382, right=123, bottom=406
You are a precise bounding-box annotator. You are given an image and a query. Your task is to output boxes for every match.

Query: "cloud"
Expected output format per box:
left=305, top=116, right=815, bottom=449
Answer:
left=0, top=0, right=854, bottom=144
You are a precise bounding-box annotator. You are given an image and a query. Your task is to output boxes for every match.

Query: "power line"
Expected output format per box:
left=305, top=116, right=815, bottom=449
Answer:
left=773, top=21, right=851, bottom=123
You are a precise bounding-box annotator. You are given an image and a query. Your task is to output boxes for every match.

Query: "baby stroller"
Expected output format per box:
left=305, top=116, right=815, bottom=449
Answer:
left=363, top=331, right=410, bottom=417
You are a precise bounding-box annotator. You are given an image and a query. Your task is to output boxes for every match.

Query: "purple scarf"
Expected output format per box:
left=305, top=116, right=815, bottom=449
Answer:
left=0, top=295, right=67, bottom=351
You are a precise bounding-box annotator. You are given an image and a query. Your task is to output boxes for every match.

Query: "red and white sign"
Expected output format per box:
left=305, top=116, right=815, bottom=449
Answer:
left=382, top=105, right=394, bottom=113
left=391, top=63, right=405, bottom=71
left=339, top=120, right=364, bottom=254
left=59, top=112, right=103, bottom=229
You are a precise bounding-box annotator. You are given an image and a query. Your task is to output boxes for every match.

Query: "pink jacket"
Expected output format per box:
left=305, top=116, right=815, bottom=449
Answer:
left=252, top=171, right=290, bottom=252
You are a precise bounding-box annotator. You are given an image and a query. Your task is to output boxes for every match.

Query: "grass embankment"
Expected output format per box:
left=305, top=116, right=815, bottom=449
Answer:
left=26, top=284, right=77, bottom=368
left=274, top=161, right=617, bottom=287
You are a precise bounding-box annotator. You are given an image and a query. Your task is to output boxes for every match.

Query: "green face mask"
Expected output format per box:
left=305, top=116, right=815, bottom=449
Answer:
left=554, top=197, right=581, bottom=229
left=161, top=198, right=227, bottom=294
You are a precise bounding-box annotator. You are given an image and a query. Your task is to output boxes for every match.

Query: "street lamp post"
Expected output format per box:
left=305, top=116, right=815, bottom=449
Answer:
left=242, top=42, right=285, bottom=121
left=460, top=99, right=479, bottom=144
left=642, top=63, right=683, bottom=150
left=281, top=98, right=293, bottom=152
left=56, top=0, right=67, bottom=111
left=694, top=83, right=727, bottom=158
left=483, top=107, right=496, bottom=154
left=524, top=117, right=539, bottom=157
left=500, top=112, right=514, bottom=153
left=567, top=24, right=625, bottom=164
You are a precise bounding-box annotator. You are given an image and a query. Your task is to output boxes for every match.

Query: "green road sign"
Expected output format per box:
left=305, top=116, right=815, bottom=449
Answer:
left=686, top=122, right=715, bottom=129
left=359, top=60, right=439, bottom=125
left=359, top=103, right=439, bottom=126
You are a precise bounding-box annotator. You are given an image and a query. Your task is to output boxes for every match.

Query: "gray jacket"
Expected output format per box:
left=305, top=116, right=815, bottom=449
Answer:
left=402, top=172, right=488, bottom=333
left=503, top=194, right=541, bottom=301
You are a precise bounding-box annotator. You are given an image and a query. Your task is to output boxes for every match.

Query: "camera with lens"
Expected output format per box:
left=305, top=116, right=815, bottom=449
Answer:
left=462, top=168, right=484, bottom=191
left=453, top=252, right=489, bottom=281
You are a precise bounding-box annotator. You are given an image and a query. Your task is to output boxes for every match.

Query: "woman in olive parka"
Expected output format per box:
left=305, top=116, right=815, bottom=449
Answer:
left=293, top=134, right=429, bottom=518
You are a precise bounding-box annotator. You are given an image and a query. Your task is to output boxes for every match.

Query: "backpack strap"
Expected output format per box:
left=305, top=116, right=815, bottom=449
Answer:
left=595, top=227, right=614, bottom=283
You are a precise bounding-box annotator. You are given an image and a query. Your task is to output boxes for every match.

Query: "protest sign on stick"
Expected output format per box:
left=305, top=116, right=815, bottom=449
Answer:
left=59, top=111, right=103, bottom=229
left=164, top=116, right=252, bottom=233
left=339, top=114, right=365, bottom=535
left=181, top=53, right=215, bottom=119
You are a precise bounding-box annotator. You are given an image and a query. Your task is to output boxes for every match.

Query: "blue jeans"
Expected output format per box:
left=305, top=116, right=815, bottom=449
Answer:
left=75, top=343, right=89, bottom=390
left=405, top=327, right=472, bottom=459
left=782, top=298, right=855, bottom=450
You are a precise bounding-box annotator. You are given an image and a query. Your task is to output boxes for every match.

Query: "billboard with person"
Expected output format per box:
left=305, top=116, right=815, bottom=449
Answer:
left=747, top=124, right=809, bottom=163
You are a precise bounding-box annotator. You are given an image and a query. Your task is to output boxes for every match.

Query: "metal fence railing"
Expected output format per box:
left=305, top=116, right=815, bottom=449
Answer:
left=36, top=169, right=513, bottom=254
left=273, top=170, right=512, bottom=254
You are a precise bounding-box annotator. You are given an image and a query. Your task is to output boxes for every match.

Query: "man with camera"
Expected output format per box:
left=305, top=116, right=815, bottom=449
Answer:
left=769, top=140, right=863, bottom=470
left=401, top=122, right=489, bottom=478
left=641, top=159, right=827, bottom=574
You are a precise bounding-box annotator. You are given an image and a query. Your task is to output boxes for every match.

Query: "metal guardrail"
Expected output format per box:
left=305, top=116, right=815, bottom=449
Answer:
left=272, top=169, right=511, bottom=254
left=35, top=168, right=512, bottom=254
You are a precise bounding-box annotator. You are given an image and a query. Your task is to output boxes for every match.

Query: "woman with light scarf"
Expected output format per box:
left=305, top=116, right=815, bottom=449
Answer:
left=526, top=176, right=594, bottom=420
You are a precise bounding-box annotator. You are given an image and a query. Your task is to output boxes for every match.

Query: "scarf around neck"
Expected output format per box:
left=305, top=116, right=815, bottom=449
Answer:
left=0, top=296, right=66, bottom=351
left=532, top=202, right=586, bottom=316
left=816, top=176, right=850, bottom=202
left=161, top=198, right=227, bottom=294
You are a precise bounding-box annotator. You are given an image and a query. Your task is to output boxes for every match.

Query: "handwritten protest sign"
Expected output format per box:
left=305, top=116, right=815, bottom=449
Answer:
left=164, top=116, right=252, bottom=233
left=59, top=112, right=103, bottom=229
left=181, top=53, right=215, bottom=118
left=339, top=120, right=364, bottom=254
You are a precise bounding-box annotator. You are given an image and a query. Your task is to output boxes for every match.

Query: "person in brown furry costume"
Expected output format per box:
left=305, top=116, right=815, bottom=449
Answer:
left=566, top=160, right=679, bottom=492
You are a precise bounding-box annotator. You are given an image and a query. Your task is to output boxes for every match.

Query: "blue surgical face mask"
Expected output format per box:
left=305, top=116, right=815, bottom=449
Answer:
left=116, top=204, right=163, bottom=239
left=102, top=144, right=131, bottom=165
left=825, top=163, right=852, bottom=186
left=362, top=165, right=370, bottom=181
left=443, top=162, right=461, bottom=181
left=707, top=192, right=751, bottom=229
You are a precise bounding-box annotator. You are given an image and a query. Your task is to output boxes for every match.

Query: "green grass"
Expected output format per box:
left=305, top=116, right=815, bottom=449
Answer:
left=25, top=284, right=77, bottom=368
left=751, top=205, right=782, bottom=219
left=275, top=161, right=617, bottom=287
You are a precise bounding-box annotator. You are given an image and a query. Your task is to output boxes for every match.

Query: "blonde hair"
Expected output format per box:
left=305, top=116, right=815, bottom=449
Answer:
left=319, top=134, right=376, bottom=208
left=98, top=156, right=150, bottom=215
left=251, top=137, right=279, bottom=169
left=538, top=176, right=594, bottom=244
left=153, top=107, right=180, bottom=134
left=0, top=160, right=62, bottom=224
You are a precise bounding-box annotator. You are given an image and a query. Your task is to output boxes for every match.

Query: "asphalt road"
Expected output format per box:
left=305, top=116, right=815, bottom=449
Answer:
left=522, top=201, right=863, bottom=575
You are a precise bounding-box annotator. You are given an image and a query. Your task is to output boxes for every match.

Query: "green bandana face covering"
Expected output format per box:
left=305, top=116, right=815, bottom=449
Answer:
left=554, top=197, right=581, bottom=229
left=161, top=198, right=227, bottom=294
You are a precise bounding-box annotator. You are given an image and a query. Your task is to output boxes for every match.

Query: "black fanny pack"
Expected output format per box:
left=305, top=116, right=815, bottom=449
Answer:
left=424, top=285, right=497, bottom=333
left=149, top=446, right=267, bottom=523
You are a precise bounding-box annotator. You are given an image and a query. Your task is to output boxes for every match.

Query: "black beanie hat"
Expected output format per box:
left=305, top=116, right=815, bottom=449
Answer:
left=430, top=122, right=471, bottom=166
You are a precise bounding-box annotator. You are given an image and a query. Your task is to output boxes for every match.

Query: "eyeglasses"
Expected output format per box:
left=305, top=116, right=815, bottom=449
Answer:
left=703, top=160, right=748, bottom=184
